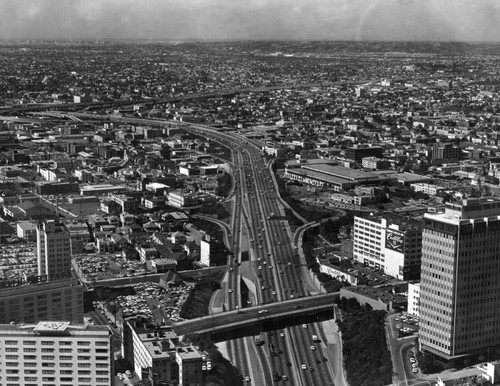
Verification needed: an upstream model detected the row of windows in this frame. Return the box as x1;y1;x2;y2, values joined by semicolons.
3;340;107;346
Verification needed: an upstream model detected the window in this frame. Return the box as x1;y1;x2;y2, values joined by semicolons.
77;341;90;346
6;355;19;359
23;341;36;345
59;355;73;360
5;340;18;345
42;370;55;374
78;378;91;382
41;348;54;352
42;355;55;360
78;363;91;368
97;378;109;382
24;355;37;360
25;370;37;374
24;348;36;352
59;341;72;346
6;347;19;352
59;348;72;353
77;348;90;353
24;377;38;381
78;355;90;360
41;341;54;345
6;362;19;366
78;370;91;375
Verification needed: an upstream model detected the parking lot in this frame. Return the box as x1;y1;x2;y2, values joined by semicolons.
394;313;419;337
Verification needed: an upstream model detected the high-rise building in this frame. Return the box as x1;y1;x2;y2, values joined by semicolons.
0;276;83;324
37;220;71;281
420;198;500;359
353;214;422;280
0;321;113;386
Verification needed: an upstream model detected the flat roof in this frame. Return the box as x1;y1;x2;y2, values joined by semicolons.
303;164;383;182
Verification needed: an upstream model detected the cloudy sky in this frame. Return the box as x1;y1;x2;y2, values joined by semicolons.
1;0;499;42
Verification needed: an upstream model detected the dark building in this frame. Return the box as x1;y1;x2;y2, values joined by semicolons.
345;145;383;162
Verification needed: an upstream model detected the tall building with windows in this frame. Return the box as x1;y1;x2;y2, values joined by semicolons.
37;220;71;281
0;321;112;386
353;214;422;280
420;198;500;359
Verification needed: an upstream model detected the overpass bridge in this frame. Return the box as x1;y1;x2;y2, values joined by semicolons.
172;292;339;336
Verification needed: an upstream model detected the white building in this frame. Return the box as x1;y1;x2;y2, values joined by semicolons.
0;321;112;386
407;282;420;316
353;214;422;280
410;183;445;196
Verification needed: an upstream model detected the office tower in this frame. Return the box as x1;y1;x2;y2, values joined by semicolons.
37;220;71;281
420;198;500;359
0;277;84;324
353;214;422;280
0;321;112;386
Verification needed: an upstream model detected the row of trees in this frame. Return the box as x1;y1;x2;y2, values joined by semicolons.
336;298;393;386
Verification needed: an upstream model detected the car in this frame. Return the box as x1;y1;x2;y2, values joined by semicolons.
244;376;251;382
301;364;307;370
282;375;289;381
202;365;207;371
310;345;316;351
280;332;285;337
302;324;308;329
117;373;124;380
412;363;418;368
412;368;418;373
228;289;233;293
410;357;416;363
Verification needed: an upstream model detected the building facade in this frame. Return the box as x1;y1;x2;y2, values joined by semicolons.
37;220;71;281
0;277;83;324
0;321;112;386
420;198;500;359
353;214;422;280
407;282;420;316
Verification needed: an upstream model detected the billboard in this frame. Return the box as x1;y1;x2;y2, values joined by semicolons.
385;229;405;253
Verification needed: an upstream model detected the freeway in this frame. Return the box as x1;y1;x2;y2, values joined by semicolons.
183;124;337;385
59;112;339;385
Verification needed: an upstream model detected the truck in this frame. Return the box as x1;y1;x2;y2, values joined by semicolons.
255;336;264;346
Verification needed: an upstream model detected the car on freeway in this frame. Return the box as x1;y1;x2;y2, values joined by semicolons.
280;332;285;337
412;368;418;373
301;364;307;370
244;375;251;382
302;324;307;329
410;357;416;363
310;346;316;351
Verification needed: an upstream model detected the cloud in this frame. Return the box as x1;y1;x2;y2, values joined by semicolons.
0;0;499;41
